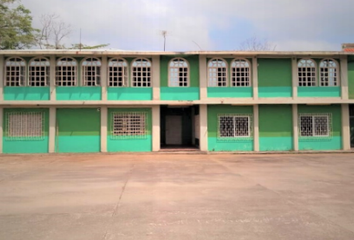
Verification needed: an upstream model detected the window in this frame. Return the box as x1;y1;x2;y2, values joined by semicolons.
169;58;189;87
299;114;330;137
208;58;227;87
82;58;101;86
6;112;44;140
5;58;26;86
112;112;147;138
231;59;250;86
298;59;316;86
108;58;128;87
56;57;77;86
218;115;251;138
320;59;338;86
29;57;50;86
131;58;151;87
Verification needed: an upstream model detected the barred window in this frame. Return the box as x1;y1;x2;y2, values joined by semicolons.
169;58;189;87
208;58;227;87
320;59;338;86
112;112;147;138
231;59;250;86
56;57;77;86
82;58;101;86
300;114;330;137
218;115;250;138
6;112;44;139
298;59;316;86
29;57;50;86
5;57;26;86
131;58;151;87
109;58;128;87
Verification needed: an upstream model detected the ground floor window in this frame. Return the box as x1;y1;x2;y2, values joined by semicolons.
111;112;147;138
218;114;252;138
6;112;44;140
299;114;330;137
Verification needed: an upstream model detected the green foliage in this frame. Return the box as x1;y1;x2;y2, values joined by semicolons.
70;43;110;49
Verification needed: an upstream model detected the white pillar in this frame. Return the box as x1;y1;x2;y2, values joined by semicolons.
49;107;56;153
152;56;160;100
100;106;107;152
101;56;107;101
152;105;160;151
0;56;4;101
292;104;299;151
50;56;56;101
252;57;258;100
342;104;351;150
199;55;207;100
253;105;259;151
341;57;348;100
292;57;298;99
199;104;208;151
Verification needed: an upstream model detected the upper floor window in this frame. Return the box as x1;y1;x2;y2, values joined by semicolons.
320;59;338;86
298;59;316;86
208;58;227;87
82;58;101;86
131;58;151;87
108;58;128;87
231;59;250;86
29;57;50;86
5;57;26;86
56;57;77;86
169;58;189;87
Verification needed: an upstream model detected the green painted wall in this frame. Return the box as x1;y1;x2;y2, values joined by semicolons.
56;87;101;100
4;87;50;100
208;105;254;151
207;87;253;98
259;105;293;151
3;108;49;153
298;104;342;150
56;108;100;153
160;87;199;100
258;58;292;98
107;88;152;100
348;57;354;99
107;108;152;152
298;87;341;97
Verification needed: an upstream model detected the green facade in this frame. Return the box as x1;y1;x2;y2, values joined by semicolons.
107;88;152;100
298;87;341;97
56;87;102;100
4;87;50;100
348;57;354;99
207;87;253;98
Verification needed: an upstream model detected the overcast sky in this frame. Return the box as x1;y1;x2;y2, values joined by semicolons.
21;0;354;51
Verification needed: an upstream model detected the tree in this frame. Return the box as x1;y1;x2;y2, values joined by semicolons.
70;43;110;50
239;37;276;51
0;0;38;49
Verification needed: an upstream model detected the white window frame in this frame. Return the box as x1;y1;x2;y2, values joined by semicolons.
298;58;317;87
108;58;128;87
28;57;50;86
6;112;45;140
81;57;101;86
208;58;228;87
231;58;251;87
299;114;330;137
4;57;26;86
111;112;148;139
319;58;339;87
168;57;189;87
218;114;252;139
131;58;151;87
55;57;77;86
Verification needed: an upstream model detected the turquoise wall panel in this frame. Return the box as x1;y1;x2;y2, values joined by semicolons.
208;137;254;151
56;136;100;153
3;137;49;154
56;87;101;100
207;87;253;98
299;136;342;150
4;87;50;100
160;87;199;100
107;136;152;152
298;87;341;97
259;137;293;151
107;88;152;100
258;87;292;98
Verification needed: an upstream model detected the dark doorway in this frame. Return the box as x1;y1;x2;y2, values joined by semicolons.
350;105;354;148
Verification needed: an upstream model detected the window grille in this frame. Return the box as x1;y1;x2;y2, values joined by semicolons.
208;58;227;87
320;59;338;86
131;58;151;87
169;58;189;87
56;57;77;86
108;58;128;87
299;114;330;137
218;115;252;139
231;59;250;86
6;112;44;140
29;57;50;86
298;59;316;86
5;58;26;86
112;112;147;138
82;58;101;86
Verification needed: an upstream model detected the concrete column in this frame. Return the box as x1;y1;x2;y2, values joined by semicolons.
252;57;258;100
100;106;108;152
292;57;298;99
199;104;208;151
50;56;56;101
0;56;4;101
49;107;56;153
341;57;348;100
342;104;351;150
152;105;160;151
253;105;259;151
101;56;107;101
152;56;160;100
292;104;299;151
199;55;207;100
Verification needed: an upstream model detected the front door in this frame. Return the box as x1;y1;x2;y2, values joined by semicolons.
165;115;182;145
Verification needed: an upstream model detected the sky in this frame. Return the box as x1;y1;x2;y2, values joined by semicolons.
21;0;354;51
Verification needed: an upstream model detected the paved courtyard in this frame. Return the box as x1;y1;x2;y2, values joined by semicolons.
1;153;354;240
